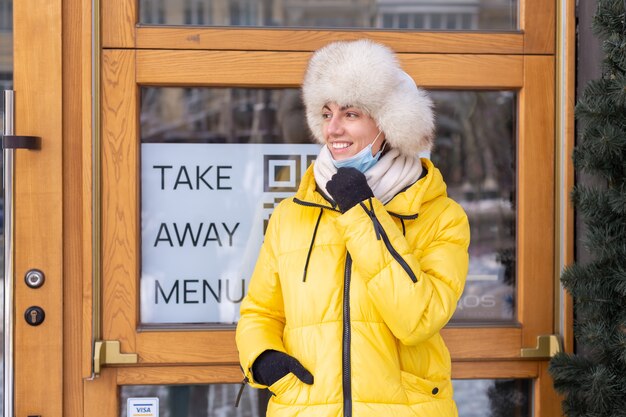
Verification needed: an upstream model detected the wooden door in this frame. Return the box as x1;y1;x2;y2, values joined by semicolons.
85;0;565;416
11;0;64;416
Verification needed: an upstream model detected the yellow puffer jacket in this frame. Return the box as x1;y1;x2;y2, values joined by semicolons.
236;159;470;417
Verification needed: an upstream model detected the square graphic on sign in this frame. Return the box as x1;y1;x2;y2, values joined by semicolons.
128;397;159;417
264;155;301;192
262;197;286;236
268;159;297;188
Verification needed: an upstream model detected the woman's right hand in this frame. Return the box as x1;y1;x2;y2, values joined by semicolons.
326;167;374;212
252;350;314;386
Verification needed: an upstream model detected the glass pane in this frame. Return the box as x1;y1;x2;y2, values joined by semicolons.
140;88;516;327
432;91;518;324
120;384;271;417
120;379;531;417
138;0;519;31
453;379;532;417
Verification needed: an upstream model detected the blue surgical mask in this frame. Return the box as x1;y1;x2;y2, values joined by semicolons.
331;131;383;173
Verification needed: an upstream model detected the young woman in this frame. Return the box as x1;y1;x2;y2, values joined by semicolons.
236;39;470;417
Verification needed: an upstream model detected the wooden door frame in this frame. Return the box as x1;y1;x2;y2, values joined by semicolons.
100;49;554;366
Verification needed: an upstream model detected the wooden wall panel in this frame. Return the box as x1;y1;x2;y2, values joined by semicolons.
452;361;539;379
137;50;524;89
117;365;242;385
518;56;556;348
443;328;522;359
536;361;564;417
136;28;524;54
101;49;139;351
559;0;576;355
102;0;135;48
84;369;118;417
63;0;90;413
81;0;95;381
130;327;522;365
522;0;556;54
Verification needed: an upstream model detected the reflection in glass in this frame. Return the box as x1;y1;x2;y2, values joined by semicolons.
138;0;519;31
453;379;531;417
140;87;516;326
141;88;307;144
120;379;531;417
431;91;517;324
120;384;270;417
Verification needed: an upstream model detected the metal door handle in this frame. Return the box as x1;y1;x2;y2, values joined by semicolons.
2;90;42;417
2;135;41;150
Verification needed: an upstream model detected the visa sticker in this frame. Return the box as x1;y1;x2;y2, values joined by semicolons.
128;397;159;417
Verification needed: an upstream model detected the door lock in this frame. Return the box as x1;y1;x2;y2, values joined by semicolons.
24;306;45;326
25;269;45;288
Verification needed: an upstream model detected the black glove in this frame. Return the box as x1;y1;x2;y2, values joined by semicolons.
252;350;314;386
326;167;374;212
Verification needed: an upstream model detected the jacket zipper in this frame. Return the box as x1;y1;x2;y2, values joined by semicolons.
342;254;352;417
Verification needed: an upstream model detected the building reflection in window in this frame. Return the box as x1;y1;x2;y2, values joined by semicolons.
138;0;518;31
431;91;517;324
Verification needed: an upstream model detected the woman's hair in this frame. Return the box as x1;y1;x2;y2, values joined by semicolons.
302;39;435;156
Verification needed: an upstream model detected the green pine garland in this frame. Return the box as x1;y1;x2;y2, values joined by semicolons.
548;1;626;416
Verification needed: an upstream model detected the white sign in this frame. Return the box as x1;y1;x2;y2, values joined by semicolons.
127;398;159;417
141;143;321;325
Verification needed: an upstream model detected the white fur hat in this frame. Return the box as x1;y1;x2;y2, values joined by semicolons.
302;39;434;156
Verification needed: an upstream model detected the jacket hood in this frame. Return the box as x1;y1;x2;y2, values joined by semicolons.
295;158;447;217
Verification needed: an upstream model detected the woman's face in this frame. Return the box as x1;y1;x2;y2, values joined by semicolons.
322;102;384;161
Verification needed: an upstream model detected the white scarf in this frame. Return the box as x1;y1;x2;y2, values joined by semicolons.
313;145;423;204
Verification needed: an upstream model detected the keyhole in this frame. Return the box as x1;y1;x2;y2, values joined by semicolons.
24;306;45;326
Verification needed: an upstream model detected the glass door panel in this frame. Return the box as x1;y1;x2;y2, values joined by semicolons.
139;87;518;327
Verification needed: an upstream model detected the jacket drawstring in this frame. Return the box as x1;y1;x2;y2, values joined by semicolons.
234;376;248;407
302;208;324;282
388;212;418;236
235;366;249;407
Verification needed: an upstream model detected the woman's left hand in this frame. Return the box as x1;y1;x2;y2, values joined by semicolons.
326;167;374;212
